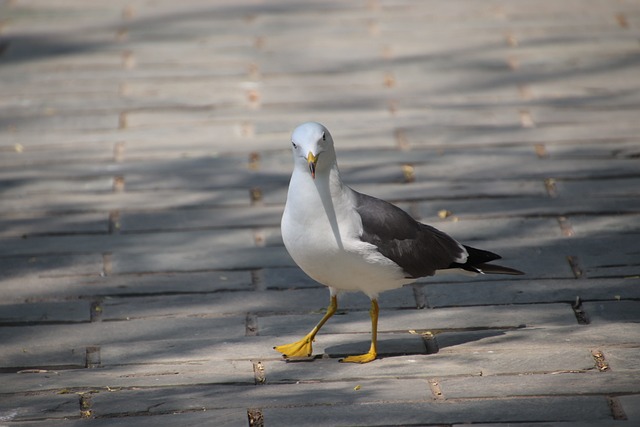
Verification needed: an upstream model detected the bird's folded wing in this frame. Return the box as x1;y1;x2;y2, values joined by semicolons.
353;190;467;278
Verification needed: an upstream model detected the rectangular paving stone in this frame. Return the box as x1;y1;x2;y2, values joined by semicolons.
558;178;640;200
462;423;624;427
121;169;280;193
0;393;78;422
438;371;640;399
0;228;256;257
99;338;262;366
544;140;640;158
407;121;640;148
0;344;86;371
3;112;119;133
412;154;640;181
435;347;596;377
89;378;431;417
117;153;249;177
0;359;255;394
0;317;247;354
570;214;640;236
599;347;640;372
119;205;283;232
122;81;247;111
262;396;613;426
0;254;104;283
0;270;251;303
111;245;293;274
0;176;113;196
1;92;126;116
0;301;90;324
0;409;249;427
584;301;640;324
81;270;252;295
580;250;640;279
0;189;250;215
116;125;281;155
620;394;640;423
0;212;108;238
418;196;640;220
261;266;321;290
0;142;116;169
100;335;280;366
351;180;547;204
422;277;640;307
434;323;640;353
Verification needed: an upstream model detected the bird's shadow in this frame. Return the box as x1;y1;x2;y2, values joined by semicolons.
308;328;512;362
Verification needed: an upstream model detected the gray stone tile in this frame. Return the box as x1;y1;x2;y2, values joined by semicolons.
0;393;78;422
0;359;255;394
0;254;104;291
261;267;321;289
570;214;640;236
620;394;640;423
438;371;640;399
584;301;640;324
434;323;640;353
0;213;108;238
0;317;247;356
603;347;640;372
418;196;640;220
422;277;640;307
111;245;293;274
0;177;113;196
0;229;257;258
89;378;429;417
0;409;249;427
0;344;86;371
0;301;90;324
119;205;283;232
262;396;612;426
0;189;250;215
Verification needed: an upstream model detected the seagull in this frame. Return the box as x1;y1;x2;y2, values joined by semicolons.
274;122;524;363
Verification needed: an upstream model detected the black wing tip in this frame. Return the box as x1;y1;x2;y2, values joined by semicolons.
460;246;523;275
474;263;524;275
463;245;502;264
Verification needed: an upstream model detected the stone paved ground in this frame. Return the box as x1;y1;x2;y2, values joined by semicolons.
1;0;639;425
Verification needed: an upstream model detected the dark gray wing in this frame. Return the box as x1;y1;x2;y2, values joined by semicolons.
353;191;467;278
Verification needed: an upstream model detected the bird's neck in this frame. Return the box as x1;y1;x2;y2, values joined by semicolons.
315;164;347;199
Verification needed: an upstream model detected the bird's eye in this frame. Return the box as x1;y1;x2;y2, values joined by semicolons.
291;141;297;149
322;132;326;141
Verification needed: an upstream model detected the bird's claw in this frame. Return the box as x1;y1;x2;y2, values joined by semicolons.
340;350;377;364
273;335;314;358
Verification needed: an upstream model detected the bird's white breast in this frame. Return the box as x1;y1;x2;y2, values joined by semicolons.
281;168;410;297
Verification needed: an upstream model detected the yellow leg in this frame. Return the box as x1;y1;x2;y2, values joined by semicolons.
341;299;378;364
274;294;338;358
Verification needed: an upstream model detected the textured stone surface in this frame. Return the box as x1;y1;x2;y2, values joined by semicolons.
1;0;639;425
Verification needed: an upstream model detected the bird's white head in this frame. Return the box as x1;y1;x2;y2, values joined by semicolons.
290;122;336;180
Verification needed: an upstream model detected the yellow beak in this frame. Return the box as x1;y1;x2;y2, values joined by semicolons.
307;152;318;179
